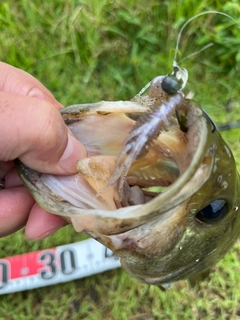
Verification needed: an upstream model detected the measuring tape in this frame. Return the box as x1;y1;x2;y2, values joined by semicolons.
0;239;121;295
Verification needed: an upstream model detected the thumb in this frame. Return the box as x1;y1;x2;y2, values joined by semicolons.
0;92;86;174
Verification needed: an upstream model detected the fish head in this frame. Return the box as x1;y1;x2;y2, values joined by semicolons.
16;79;240;286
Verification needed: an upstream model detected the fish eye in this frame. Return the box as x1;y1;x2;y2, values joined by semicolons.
161;75;181;95
195;199;229;224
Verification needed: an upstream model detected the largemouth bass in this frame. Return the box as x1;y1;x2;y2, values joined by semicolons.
16;73;240;287
16;11;240;288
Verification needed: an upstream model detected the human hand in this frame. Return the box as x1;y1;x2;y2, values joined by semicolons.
0;62;87;240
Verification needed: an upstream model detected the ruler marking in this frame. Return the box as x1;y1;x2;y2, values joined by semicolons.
0;239;120;295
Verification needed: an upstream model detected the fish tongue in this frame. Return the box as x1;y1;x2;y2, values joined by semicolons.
76;156;119;210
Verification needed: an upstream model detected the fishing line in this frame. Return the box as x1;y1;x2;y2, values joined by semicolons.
172;11;240;132
173;10;240;68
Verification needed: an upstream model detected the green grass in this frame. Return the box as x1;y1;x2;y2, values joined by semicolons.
1;0;240;319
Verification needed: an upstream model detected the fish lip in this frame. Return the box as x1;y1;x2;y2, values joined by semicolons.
151;262;196;284
140;261;197;285
140;248;217;285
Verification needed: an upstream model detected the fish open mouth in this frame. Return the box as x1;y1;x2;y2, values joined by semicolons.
17;98;212;235
46;98;211;209
41;104;189;211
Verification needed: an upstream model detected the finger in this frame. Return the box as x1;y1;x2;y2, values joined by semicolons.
0;187;35;237
0;92;86;174
25;204;68;240
5;168;23;188
0;62;63;109
0;161;14;178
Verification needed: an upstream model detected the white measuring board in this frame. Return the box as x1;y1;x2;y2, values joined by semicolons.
0;239;121;295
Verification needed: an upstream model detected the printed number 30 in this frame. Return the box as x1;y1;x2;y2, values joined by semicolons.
39;250;76;280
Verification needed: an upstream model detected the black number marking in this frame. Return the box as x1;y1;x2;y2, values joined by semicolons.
0;261;8;289
39;252;56;280
60;250;76;275
104;248;118;260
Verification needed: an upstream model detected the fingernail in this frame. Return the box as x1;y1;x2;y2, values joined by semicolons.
58;134;87;174
28;87;64;110
28;87;53;102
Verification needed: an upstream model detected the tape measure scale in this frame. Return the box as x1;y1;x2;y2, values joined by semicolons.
0;239;121;295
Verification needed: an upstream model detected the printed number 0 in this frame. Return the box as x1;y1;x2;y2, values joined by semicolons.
60;250;76;275
0;261;8;289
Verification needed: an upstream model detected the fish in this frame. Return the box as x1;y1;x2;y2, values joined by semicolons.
16;11;240;288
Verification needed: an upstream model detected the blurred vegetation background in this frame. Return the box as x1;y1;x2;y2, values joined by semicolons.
1;0;240;319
